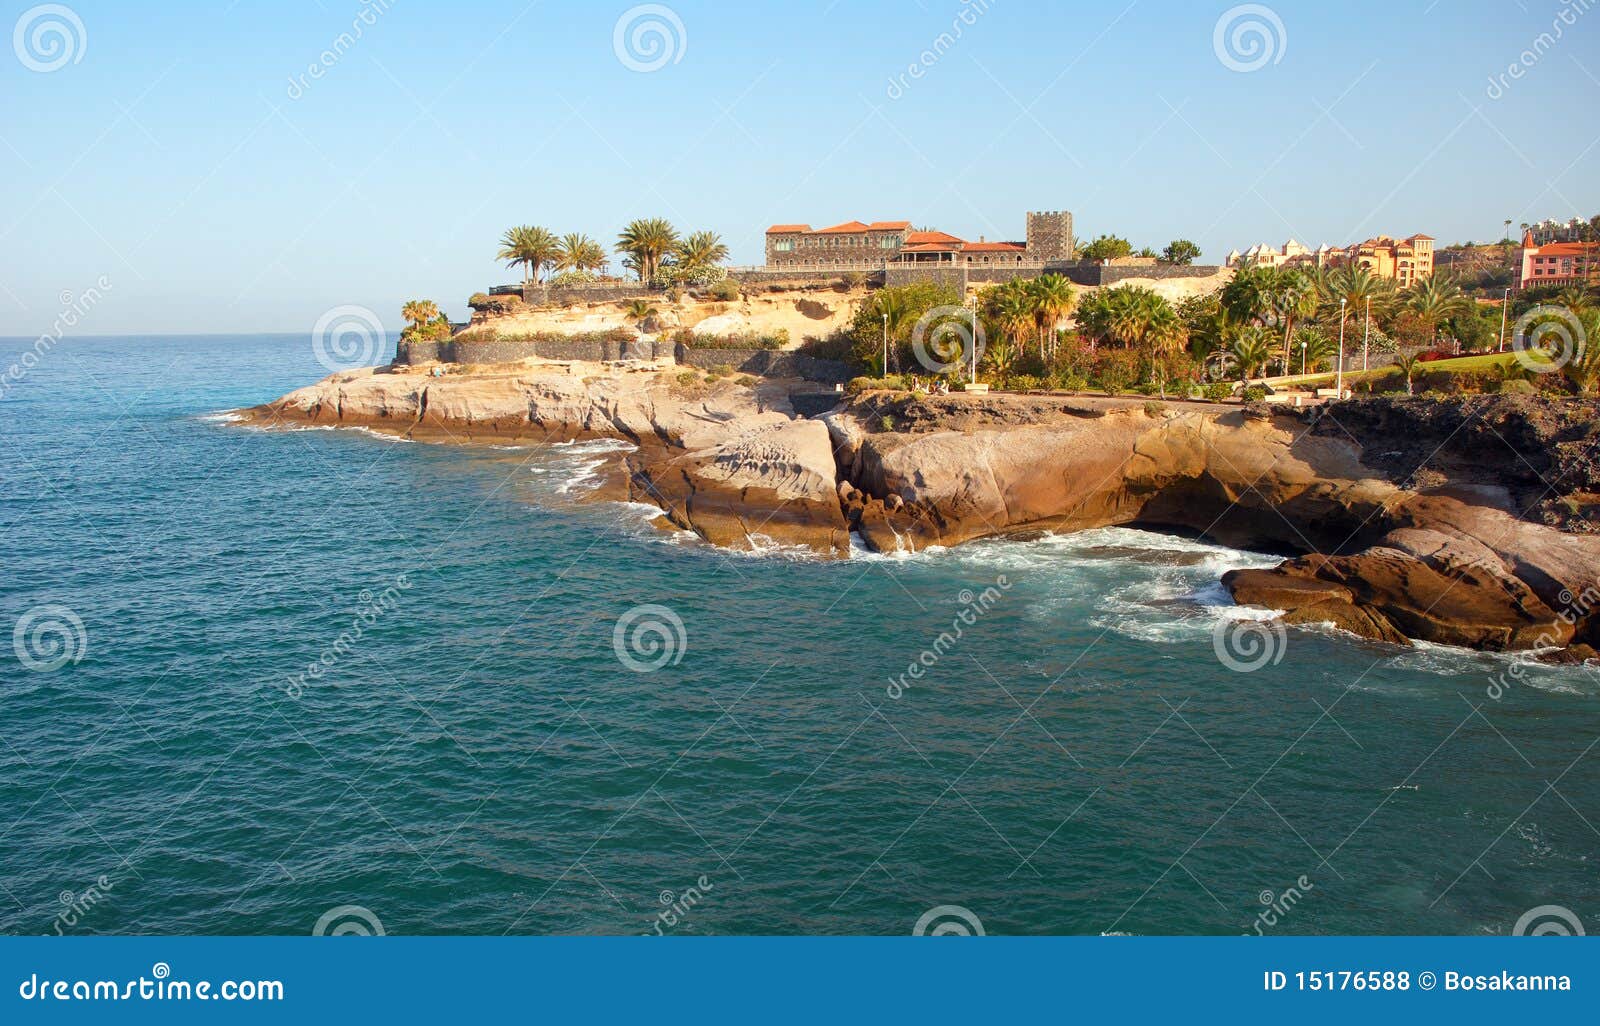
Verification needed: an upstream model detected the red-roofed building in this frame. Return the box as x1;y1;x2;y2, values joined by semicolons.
763;211;1072;268
1516;231;1599;291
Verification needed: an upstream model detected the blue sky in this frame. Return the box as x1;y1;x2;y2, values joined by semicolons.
2;0;1596;335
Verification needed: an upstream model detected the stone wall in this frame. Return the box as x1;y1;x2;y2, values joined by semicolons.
395;335;664;366
674;344;853;384
1026;211;1075;261
883;265;969;289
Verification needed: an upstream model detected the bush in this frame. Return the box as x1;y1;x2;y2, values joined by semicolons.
706;363;736;379
708;278;742;302
1498;378;1536;396
1241;385;1268;403
547;271;598;287
735;374;758;387
1057;371;1088;394
1202;382;1233;402
1143;401;1164;417
468;292;491;308
674;328;785;351
675;370;700;385
794;333;856;364
847;376;910;395
1009;374;1042;393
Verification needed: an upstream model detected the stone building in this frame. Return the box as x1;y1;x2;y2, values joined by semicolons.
763;211;1076;268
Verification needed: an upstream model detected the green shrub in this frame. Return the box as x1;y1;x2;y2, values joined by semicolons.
1010;374;1042;393
468;292;490;308
846;376;910;395
1143;401;1163;417
1498;378;1536;396
675;370;700;385
708;278;742;302
879;415;896;431
1241;385;1268;403
706;363;736;379
1202;382;1232;402
795;333;856;364
735;374;758;387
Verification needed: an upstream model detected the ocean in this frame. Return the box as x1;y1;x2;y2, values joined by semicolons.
2;334;1596;936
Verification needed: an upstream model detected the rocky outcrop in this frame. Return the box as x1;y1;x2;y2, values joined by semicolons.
250;372;1600;658
246;363;851;556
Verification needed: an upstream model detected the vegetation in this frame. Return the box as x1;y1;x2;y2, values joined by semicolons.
497;225;561;285
1079;234;1133;262
616;218;680;283
400;300;451;343
1162;239;1201;265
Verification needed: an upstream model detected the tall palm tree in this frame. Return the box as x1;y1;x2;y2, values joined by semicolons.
497;225;560;284
1404;275;1473;346
1030;274;1076;358
675;230;730;270
557;233;607;274
616;218;680;283
401;300;439;330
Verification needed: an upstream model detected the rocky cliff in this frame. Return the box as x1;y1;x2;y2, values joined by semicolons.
247;368;1600;659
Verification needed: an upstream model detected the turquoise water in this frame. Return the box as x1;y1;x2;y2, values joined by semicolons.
2;334;1597;936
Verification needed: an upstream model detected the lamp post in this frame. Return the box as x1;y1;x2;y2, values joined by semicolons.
969;297;979;385
1498;287;1510;352
1337;297;1347;396
1300;339;1307;376
881;312;888;376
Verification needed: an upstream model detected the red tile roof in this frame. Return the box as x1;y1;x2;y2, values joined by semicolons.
766;224;810;234
904;230;964;245
814;221;872;234
961;241;1026;252
867;220;911;231
1530;241;1600;257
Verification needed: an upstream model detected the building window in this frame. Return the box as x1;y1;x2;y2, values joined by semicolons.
774;240;793;252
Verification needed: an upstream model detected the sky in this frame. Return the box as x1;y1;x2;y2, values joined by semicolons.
2;0;1597;335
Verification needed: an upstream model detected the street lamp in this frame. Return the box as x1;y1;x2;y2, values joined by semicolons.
1337;297;1347;396
1300;339;1307;376
882;312;888;376
969;297;979;385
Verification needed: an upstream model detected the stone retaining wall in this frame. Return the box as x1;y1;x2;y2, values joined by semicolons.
395;336;663;365
674;345;854;384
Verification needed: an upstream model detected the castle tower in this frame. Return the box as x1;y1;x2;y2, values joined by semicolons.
1026;210;1074;261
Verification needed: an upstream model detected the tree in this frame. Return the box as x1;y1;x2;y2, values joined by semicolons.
1403;275;1473;346
557;233;607;274
1162;239;1201;265
845;282;962;374
1561;341;1600;396
401;300;439;330
1292;326;1338;374
676;230;730;270
1079;235;1134;262
1029;274;1076;358
624;299;659;334
1226;326;1276;382
1394;353;1424;395
497;225;560;284
616;218;680;283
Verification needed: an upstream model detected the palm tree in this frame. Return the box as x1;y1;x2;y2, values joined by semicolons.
1292;326;1338;374
675;230;730;270
1227;326;1276;383
1394;353;1425;395
497;225;560;284
993;285;1035;354
1561;343;1600;396
616;218;680;283
1403;275;1473;347
401;300;439;330
1030;274;1076;358
557;233;607;274
1556;285;1590;316
624;299;659;334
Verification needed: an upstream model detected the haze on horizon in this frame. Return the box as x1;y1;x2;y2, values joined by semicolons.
2;0;1595;337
